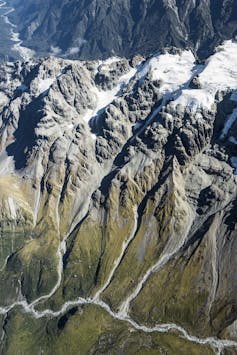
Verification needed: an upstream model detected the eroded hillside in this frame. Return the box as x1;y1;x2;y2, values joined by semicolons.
0;40;237;354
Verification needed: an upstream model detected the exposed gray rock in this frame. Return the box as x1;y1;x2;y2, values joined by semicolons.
0;45;236;352
7;0;237;60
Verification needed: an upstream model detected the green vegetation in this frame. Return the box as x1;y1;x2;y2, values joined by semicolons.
101;178;186;312
2;304;214;355
130;229;213;337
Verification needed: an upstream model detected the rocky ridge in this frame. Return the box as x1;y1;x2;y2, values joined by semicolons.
7;0;237;60
0;40;236;354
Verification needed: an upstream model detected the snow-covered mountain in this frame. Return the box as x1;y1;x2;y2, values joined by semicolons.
7;0;237;60
0;40;237;354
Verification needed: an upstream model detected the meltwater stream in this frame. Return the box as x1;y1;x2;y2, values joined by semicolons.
0;37;236;353
0;1;34;61
0;203;236;355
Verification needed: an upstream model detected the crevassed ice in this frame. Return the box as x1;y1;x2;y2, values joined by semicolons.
138;50;195;90
173;89;214;111
199;40;237;91
149;50;196;93
173;40;237;110
83;50;195;126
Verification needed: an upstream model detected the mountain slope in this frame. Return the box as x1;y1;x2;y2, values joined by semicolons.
0;40;237;354
8;0;237;60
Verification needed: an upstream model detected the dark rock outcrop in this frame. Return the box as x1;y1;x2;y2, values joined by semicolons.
8;0;237;60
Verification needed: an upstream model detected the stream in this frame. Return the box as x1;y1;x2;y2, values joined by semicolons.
0;1;34;61
0;205;236;355
0;19;236;352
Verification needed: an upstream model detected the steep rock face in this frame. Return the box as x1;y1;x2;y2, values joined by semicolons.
0;41;237;353
8;0;237;60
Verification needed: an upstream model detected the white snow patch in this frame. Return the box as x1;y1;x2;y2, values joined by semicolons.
66;123;74;130
103;57;121;65
8;197;17;219
32;186;41;227
83;109;94;123
83;67;136;124
0;92;8;108
220;107;237;139
92;87;117;112
149;51;195;93
173;89;214;111
37;78;56;95
171;40;237;110
98;57;122;69
0;151;15;175
137;50;195;88
199;40;237;92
